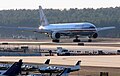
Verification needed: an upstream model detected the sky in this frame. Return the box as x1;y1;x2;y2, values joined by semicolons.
0;0;120;10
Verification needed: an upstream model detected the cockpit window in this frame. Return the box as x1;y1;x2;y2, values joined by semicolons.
89;26;95;28
82;24;95;29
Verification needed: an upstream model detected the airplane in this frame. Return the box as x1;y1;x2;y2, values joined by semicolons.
0;6;115;42
38;60;81;76
21;59;50;71
0;59;23;76
38;6;115;42
27;68;71;76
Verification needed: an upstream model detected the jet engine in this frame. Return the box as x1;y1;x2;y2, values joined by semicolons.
51;32;60;39
92;33;98;38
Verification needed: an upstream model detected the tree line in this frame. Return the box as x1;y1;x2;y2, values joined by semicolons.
0;7;120;38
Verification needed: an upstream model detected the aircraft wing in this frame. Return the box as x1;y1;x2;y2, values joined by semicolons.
0;26;37;31
0;26;52;33
96;26;115;31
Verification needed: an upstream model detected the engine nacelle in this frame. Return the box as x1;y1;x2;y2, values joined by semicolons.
51;32;60;39
92;33;98;38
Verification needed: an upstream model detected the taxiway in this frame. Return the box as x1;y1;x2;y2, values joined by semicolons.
0;38;120;68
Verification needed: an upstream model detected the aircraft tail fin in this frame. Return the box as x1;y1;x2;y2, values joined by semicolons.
44;59;50;64
75;60;81;66
70;60;81;72
3;59;23;76
57;68;71;76
39;6;49;26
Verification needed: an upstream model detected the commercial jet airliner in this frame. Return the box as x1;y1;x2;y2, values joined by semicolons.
39;60;81;74
38;6;115;42
38;59;81;76
0;6;115;42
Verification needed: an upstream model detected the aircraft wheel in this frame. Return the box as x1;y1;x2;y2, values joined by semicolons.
88;39;92;42
73;39;80;42
52;39;60;42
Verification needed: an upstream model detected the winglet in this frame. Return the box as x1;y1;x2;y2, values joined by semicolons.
44;59;50;64
3;59;23;76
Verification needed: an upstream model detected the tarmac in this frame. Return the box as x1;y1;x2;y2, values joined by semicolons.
0;38;120;68
0;56;120;68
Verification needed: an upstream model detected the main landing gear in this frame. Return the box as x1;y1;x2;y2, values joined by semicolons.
88;39;92;42
52;39;60;42
88;36;92;42
73;36;93;42
52;37;93;42
73;36;81;42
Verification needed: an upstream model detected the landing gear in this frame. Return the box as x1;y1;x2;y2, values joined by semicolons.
88;39;92;42
73;39;80;42
52;39;60;42
88;36;92;42
73;36;80;42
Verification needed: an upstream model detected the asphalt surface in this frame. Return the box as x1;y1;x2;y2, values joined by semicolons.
0;39;120;68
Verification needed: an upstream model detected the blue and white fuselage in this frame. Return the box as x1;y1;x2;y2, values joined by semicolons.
43;23;96;31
